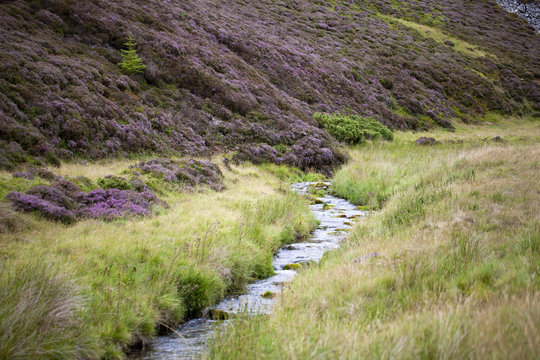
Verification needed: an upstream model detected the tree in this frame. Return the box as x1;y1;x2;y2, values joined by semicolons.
118;35;146;75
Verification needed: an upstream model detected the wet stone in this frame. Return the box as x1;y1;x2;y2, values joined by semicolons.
208;309;233;321
261;291;276;299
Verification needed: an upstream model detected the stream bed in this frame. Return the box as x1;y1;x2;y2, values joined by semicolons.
131;182;365;360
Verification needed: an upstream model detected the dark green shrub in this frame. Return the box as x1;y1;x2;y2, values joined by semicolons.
71;176;96;192
314;112;393;144
97;175;132;190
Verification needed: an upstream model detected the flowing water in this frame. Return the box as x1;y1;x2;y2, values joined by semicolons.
132;182;365;360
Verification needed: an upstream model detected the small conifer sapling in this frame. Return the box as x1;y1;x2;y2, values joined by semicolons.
118;35;146;74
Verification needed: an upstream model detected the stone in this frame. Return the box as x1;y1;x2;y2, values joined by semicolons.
415;137;440;146
261;291;276;298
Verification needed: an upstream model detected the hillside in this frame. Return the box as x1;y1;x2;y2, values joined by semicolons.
1;0;539;173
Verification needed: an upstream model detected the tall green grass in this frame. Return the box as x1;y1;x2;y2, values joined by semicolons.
0;261;99;360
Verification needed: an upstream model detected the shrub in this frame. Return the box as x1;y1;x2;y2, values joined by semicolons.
27;184;79;209
77;188;158;219
6;191;77;224
314;112;394;144
5;178;166;223
97;175;132;190
131;158;225;191
118;35;146;75
71;176;96;192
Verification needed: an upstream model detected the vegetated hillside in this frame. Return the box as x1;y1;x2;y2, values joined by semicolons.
1;0;538;172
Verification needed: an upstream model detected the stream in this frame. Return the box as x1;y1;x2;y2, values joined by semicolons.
131;182;365;360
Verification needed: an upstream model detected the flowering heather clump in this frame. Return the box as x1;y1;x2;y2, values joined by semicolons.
132;158;225;191
0;0;537;171
12;171;34;180
234;144;278;165
77;189;154;219
6;191;76;224
5;177;166;222
52;177;83;195
27;184;79;210
11;166;56;181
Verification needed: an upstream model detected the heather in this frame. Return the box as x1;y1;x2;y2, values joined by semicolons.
0;161;317;359
128;158;225;192
6;177;164;223
3;157;229;222
0;0;538;172
209;117;540;360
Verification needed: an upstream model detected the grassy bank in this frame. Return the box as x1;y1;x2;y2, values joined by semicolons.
210;117;540;359
0;161;318;359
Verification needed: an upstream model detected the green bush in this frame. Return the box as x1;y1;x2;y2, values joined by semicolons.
96;175;131;190
314;112;393;144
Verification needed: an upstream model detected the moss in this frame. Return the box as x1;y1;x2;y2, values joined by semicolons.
283;263;301;270
283;261;314;271
261;291;276;299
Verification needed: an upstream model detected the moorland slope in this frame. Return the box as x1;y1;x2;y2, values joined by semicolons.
1;0;539;173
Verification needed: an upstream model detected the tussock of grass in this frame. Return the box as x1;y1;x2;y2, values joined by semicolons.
0;203;25;234
0;261;99;360
0;162;317;359
209;118;540;359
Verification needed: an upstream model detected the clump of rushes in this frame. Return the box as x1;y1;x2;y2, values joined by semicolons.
314;112;393;144
0;260;100;359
